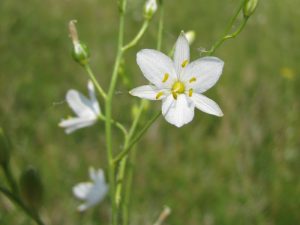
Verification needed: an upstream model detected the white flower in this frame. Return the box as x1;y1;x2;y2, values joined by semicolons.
73;167;108;212
130;32;224;127
145;0;157;15
59;80;100;134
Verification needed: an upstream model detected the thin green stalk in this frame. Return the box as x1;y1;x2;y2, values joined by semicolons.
2;164;18;195
114;111;161;163
105;1;126;224
207;0;247;55
84;64;107;100
0;185;44;225
156;1;164;51
122;20;150;52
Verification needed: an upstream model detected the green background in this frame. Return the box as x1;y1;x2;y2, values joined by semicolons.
0;0;299;224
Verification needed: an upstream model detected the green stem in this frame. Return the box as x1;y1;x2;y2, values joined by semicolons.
98;115;128;137
105;1;126;224
84;64;107;100
207;0;247;56
122;20;150;52
0;185;44;225
2;164;18;195
156;1;164;51
113;111;161;164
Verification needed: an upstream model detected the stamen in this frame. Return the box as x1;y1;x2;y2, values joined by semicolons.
172;92;178;100
155;91;164;100
188;88;193;97
162;73;169;83
189;77;197;83
181;60;189;68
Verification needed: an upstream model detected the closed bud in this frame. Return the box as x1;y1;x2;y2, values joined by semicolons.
243;0;258;18
144;0;158;20
69;20;90;66
184;31;196;45
19;166;43;210
0;127;10;166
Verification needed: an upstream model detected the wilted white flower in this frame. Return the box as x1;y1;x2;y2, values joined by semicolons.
73;167;108;212
144;0;158;18
130;32;224;127
59;80;100;134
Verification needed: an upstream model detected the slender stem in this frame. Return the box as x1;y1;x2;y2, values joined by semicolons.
2;164;18;195
84;64;107;100
105;0;126;224
207;0;247;56
122;20;150;52
114;111;161;164
156;1;164;51
98;115;128;137
0;185;44;225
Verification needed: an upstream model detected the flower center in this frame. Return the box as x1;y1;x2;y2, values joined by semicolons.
171;81;185;99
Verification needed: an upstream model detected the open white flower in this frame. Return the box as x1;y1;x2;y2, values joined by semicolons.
73;167;108;212
130;32;224;127
59;80;100;134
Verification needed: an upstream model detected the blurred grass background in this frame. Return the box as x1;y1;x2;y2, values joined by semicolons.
0;0;299;224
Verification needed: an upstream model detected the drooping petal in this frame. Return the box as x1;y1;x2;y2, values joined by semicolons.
66;90;96;118
174;32;190;76
136;49;177;88
87;80;101;115
129;85;167;100
162;94;195;127
73;182;93;200
191;93;223;117
59;117;97;134
182;57;224;93
84;180;108;208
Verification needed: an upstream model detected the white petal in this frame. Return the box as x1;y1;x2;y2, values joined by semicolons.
137;49;177;88
73;182;93;200
182;57;224;93
66;90;96;118
162;94;195;127
59;117;97;134
87;80;101;115
174;32;190;76
77;203;90;212
84;181;108;207
129;85;167;100
191;93;223;117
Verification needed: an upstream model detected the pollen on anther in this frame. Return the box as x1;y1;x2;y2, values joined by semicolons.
156;91;164;100
188;89;193;97
189;77;196;83
162;73;169;83
181;60;188;68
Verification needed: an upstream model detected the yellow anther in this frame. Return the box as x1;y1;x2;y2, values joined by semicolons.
172;92;178;100
189;77;197;83
188;88;193;97
181;59;189;68
162;73;169;83
155;91;164;100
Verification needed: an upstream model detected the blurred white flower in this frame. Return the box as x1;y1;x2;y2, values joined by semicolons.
73;167;108;212
59;80;100;134
144;0;157;17
130;32;224;127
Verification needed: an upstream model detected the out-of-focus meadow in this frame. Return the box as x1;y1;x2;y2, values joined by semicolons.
0;0;299;224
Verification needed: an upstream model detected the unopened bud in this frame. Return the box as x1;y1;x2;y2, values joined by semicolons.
0;127;10;166
144;0;158;19
243;0;258;18
184;31;196;45
69;20;90;66
19;166;43;210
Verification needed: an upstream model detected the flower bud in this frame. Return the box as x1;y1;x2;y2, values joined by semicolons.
19;166;43;210
144;0;158;19
243;0;258;18
0;127;10;166
69;20;90;66
184;31;196;45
